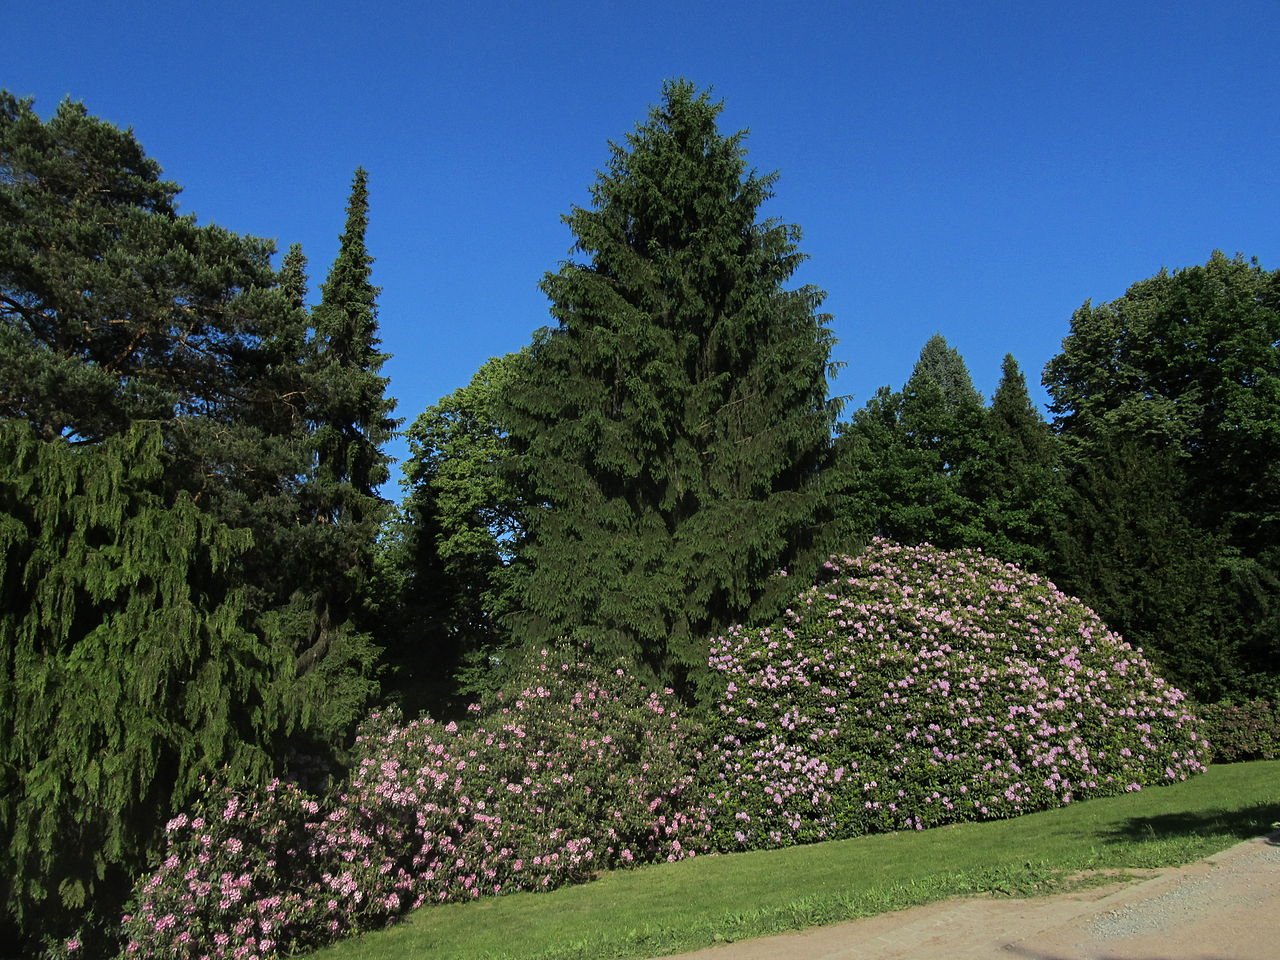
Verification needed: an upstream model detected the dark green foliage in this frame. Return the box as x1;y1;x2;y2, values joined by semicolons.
1045;252;1280;698
394;351;527;709
977;355;1066;570
503;81;841;692
1051;435;1247;700
1045;252;1280;557
0;93;267;442
0;423;279;952
291;168;396;724
837;334;988;549
909;333;984;411
0;96;386;950
1198;700;1280;763
309;169;397;524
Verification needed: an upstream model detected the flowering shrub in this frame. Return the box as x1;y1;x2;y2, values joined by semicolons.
119;649;710;958
325;649;712;910
1198;700;1280;762
709;539;1208;850
120;778;331;959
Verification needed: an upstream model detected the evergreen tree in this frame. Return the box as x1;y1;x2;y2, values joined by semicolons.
837;335;986;548
0;96;384;947
0;93;282;447
503;81;841;692
977;354;1065;571
1051;433;1259;701
909;333;984;411
0;423;280;953
302;169;397;690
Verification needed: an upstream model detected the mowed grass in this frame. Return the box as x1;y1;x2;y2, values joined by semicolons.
310;761;1280;960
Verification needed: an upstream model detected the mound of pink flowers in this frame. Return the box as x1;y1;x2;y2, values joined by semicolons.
709;540;1208;850
120;651;711;959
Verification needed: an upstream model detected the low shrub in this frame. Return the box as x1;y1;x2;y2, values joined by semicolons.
119;778;332;959
119;649;710;959
709;539;1208;850
1198;700;1280;763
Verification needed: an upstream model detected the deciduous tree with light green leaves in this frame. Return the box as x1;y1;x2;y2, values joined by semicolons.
392;350;527;710
502;81;843;694
1045;252;1280;698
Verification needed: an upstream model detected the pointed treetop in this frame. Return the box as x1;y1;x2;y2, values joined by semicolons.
990;353;1052;445
906;334;983;410
315;168;378;340
992;354;1032;411
278;243;308;312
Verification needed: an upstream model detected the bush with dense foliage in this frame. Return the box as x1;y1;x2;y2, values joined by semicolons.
119;650;710;959
1198;700;1280;763
708;540;1208;850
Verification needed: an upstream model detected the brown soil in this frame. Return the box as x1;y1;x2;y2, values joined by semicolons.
662;832;1280;960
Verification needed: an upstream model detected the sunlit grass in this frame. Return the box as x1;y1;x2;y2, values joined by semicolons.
309;760;1279;960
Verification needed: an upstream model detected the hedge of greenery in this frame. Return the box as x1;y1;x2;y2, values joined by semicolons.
1198;699;1280;762
708;539;1208;849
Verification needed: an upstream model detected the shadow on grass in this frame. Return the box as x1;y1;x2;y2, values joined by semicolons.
1101;801;1280;846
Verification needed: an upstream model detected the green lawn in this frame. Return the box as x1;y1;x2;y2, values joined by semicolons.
310;761;1280;960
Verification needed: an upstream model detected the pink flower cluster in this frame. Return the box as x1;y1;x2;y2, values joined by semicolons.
120;651;711;959
708;540;1208;850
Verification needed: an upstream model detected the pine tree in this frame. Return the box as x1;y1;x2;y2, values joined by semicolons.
0;93;282;447
503;81;841;692
302;169;397;689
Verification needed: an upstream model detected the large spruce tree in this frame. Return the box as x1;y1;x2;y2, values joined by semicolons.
503;81;841;691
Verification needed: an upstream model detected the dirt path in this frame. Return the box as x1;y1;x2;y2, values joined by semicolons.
662;832;1280;960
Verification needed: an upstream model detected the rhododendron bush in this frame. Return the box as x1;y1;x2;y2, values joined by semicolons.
121;651;710;959
709;540;1208;850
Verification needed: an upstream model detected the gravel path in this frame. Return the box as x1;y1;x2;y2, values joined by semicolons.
661;832;1280;960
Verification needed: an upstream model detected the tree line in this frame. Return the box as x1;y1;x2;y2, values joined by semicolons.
1;81;1277;954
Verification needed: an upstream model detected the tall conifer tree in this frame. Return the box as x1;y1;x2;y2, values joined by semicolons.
503;81;841;691
304;169;397;679
977;354;1065;570
0;97;384;948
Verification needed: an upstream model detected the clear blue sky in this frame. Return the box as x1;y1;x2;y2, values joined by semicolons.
11;1;1278;482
